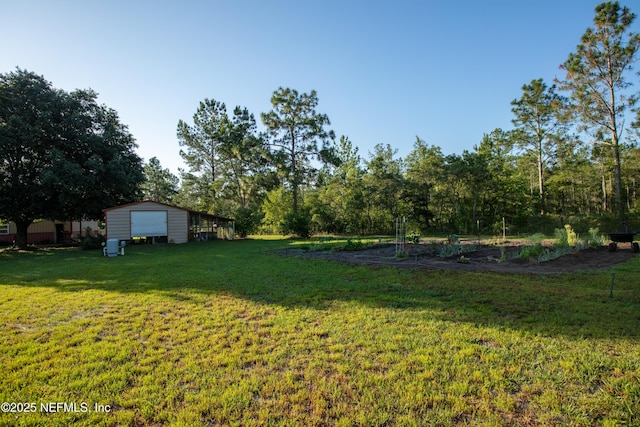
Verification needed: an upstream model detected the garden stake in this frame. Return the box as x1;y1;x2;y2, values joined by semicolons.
610;272;615;298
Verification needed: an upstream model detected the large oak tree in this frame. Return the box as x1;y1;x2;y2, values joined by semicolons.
0;69;144;249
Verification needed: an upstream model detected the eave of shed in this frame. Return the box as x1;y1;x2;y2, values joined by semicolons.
103;200;234;223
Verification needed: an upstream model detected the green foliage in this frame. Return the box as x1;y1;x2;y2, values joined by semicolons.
407;232;421;244
558;1;640;219
77;227;105;250
554;227;568;247
344;238;365;251
280;209;312;238
439;241;461;258
403;138;440;232
332;237;381;252
511;78;569;215
260;187;292;234
555;224;579;247
141;157;179;203
538;245;576;263
457;255;470;264
233;206;263;238
0;68;144;249
588;227;607;248
177;99;266;215
308;136;369;235
261;87;336;213
566;224;579;246
519;243;545;259
361;144;405;234
498;245;506;263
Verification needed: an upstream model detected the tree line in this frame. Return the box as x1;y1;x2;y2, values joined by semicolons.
2;1;640;247
145;1;640;237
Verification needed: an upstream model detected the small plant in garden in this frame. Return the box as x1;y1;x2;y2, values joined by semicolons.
439;236;461;258
566;224;579;246
337;237;366;251
406;232;420;244
458;255;470;264
554;227;567;246
555;224;579;247
587;227;606;248
538;245;575;262
519;243;544;259
438;235;477;258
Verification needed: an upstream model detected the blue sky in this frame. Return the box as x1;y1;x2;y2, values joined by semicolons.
1;1;628;175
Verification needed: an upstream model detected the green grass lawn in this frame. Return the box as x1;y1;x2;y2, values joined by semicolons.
1;238;639;426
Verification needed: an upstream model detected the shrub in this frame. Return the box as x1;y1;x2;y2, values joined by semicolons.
78;227;105;250
233;206;263;238
339;238;365;251
566;224;579;246
519;244;544;259
280;209;312;238
407;232;421;244
538;245;575;263
587;227;606;248
438;235;478;258
554;224;579;247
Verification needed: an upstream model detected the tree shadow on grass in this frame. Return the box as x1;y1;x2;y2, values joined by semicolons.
1;240;639;341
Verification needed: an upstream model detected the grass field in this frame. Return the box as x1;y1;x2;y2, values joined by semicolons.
0;238;639;426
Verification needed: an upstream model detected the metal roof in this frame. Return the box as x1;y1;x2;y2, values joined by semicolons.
102;200;234;222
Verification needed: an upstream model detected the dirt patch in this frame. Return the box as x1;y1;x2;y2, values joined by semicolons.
278;239;637;274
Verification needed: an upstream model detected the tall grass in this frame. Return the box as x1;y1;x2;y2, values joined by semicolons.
1;239;639;426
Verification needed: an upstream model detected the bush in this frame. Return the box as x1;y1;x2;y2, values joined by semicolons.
407;232;421;244
280;209;312;238
233;206;263;238
78;227;105;250
344;238;365;251
554;224;579;247
519;244;544;259
587;227;606;248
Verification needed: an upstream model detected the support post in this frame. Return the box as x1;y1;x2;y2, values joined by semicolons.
610;272;615;298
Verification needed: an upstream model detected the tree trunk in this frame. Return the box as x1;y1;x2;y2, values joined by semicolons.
14;219;32;250
537;147;545;215
612;137;624;221
609;77;624;221
290;128;298;213
602;173;607;212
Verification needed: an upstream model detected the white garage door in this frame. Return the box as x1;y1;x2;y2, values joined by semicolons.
131;211;168;237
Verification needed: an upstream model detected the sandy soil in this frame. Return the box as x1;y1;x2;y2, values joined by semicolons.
278;239;637;274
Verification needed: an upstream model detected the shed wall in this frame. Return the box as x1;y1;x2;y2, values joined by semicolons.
105;201;189;243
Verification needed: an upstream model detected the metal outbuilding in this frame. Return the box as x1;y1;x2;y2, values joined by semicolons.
103;200;234;244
